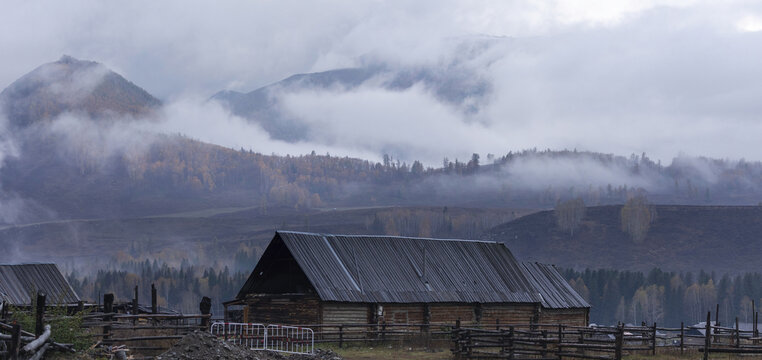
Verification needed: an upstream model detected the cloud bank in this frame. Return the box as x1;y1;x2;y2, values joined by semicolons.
3;1;762;167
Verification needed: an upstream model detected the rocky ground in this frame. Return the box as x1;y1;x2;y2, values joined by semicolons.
154;331;342;360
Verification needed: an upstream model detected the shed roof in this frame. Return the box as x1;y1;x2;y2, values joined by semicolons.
239;231;587;308
522;262;590;309
0;263;80;306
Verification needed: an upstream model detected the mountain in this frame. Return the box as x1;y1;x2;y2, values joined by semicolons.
211;64;490;141
485;205;762;273
0;55;160;128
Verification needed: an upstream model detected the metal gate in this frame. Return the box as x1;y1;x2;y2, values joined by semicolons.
209;322;267;350
210;322;313;355
266;324;314;355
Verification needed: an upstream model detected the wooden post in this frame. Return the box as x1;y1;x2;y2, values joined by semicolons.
756;311;759;345
735;317;740;348
133;285;139;314
77;301;84;313
508;326;515;360
104;293;114;314
651;322;657;355
680;322;684;355
558;324;563;344
614;325;623;360
35;291;46;337
103;293;114;341
704;311;711;360
381;320;387;342
339;325;344;348
9;323;21;360
151;283;158;314
541;330;548;358
200;296;211;328
715;304;720;326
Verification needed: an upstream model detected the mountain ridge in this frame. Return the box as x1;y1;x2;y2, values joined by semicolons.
0;55;161;128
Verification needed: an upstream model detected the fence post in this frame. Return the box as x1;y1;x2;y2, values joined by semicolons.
754;311;759;345
680;322;684;355
35;291;46;337
614;325;623;360
508;326;515;360
133;285;139;325
199;296;212;326
381;320;387;342
541;330;548;358
651;322;656;355
704;311;711;360
103;293;114;341
9;323;21;360
339;325;344;348
736;317;740;348
151;283;158;314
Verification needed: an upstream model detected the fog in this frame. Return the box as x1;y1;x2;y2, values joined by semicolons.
2;1;762;191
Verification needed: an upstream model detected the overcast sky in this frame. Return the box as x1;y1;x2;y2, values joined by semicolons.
3;0;762;164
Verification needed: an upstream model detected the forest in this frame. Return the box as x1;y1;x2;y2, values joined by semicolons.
65;252;762;328
564;268;762;327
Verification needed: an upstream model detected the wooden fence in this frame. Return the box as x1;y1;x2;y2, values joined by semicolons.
0;292;76;360
451;311;762;360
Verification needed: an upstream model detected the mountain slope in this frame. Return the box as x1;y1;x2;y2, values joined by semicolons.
0;55;160;127
211;65;490;141
485;205;762;273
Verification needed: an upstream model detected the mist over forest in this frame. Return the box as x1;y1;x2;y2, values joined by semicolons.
3;1;762;324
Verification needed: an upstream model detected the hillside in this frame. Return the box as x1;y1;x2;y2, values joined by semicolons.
211;65;489;141
0;55;160;128
0;205;528;272
485;205;762;273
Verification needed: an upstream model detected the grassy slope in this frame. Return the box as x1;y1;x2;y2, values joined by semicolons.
486;205;762;273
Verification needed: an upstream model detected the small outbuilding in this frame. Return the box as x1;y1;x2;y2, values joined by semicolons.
225;231;589;327
0;263;81;307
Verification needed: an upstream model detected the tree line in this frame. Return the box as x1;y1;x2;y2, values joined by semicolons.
563;267;762;327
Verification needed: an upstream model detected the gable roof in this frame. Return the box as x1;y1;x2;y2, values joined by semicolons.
0;263;81;306
522;262;591;309
240;231;575;305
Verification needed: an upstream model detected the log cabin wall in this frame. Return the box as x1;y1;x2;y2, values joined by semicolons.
381;303;425;324
322;302;370;325
539;308;589;326
481;303;538;326
245;293;320;325
430;303;476;325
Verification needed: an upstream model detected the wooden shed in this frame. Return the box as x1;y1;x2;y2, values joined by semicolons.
225;231;589;327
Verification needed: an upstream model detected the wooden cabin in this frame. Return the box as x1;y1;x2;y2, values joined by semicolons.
225;231;589;327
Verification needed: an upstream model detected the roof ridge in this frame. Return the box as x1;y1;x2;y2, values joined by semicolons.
276;230;497;243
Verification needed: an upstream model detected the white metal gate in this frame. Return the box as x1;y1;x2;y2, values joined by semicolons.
266;324;314;355
210;322;313;355
209;322;267;350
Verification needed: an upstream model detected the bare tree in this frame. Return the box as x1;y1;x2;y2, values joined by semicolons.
555;197;586;237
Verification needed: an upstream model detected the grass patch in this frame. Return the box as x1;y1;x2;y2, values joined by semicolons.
321;344;451;360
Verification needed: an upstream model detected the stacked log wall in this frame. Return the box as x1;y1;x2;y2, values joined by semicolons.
539;308;589;326
244;294;320;325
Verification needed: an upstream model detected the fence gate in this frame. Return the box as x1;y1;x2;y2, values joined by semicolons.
210;322;313;355
266;324;314;355
210;322;267;350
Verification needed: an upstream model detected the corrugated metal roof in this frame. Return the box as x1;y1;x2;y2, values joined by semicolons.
0;263;80;306
242;231;547;304
522;262;590;309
